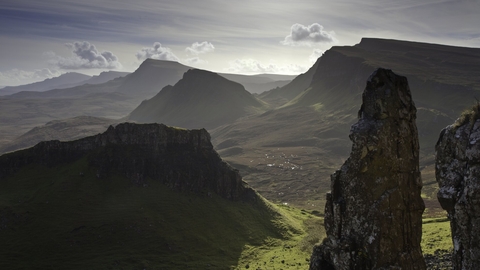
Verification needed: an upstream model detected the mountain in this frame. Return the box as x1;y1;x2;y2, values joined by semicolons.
0;59;290;153
220;73;294;94
0;123;310;269
0;72;91;96
81;71;130;85
257;61;319;106
128;69;266;129
211;38;480;211
0;60;191;150
116;59;192;97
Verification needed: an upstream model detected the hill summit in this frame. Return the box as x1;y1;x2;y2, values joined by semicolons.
128;69;265;129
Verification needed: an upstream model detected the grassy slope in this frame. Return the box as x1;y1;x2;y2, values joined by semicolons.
0;156;323;269
0;153;453;269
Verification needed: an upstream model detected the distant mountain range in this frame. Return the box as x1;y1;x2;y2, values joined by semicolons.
2;38;480;211
0;59;290;152
0;71;130;96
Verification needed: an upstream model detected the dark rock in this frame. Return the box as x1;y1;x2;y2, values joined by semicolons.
0;123;252;200
435;104;480;269
309;68;426;269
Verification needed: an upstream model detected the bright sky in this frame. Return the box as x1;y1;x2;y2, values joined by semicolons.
1;0;479;86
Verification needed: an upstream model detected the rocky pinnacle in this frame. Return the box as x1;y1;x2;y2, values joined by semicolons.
436;110;480;269
309;68;426;269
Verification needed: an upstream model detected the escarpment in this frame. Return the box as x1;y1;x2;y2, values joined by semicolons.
0;122;250;200
436;104;480;269
309;68;426;269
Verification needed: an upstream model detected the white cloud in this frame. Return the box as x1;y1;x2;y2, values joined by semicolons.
226;58;306;74
184;57;208;65
136;42;179;62
309;49;324;63
49;41;122;70
282;23;336;46
0;68;61;86
185;41;215;55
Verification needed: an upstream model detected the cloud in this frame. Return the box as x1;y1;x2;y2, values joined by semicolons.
0;68;61;86
136;42;179;62
226;58;306;74
49;41;122;70
184;57;208;65
185;41;215;55
282;23;335;46
309;49;324;63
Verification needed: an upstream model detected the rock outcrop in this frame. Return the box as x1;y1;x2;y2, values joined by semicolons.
436;104;480;269
309;68;426;269
0;122;251;200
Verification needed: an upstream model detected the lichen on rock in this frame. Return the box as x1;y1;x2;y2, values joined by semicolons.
309;68;426;269
436;103;480;269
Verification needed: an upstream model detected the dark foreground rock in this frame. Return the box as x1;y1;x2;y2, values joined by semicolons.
424;250;453;270
309;68;426;269
0;122;251;200
436;104;480;269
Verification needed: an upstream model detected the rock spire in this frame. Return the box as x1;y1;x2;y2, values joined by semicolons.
309;68;426;269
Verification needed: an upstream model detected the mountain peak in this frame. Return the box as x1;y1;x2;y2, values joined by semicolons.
128;69;265;129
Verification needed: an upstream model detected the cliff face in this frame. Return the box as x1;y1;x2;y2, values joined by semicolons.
309;69;425;269
0;122;250;200
436;106;480;269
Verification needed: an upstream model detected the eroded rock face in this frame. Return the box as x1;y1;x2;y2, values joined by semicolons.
436;117;480;269
310;68;426;269
0;123;250;200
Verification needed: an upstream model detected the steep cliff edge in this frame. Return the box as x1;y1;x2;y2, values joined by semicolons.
436;103;480;269
0;122;308;269
309;69;425;269
0;122;250;200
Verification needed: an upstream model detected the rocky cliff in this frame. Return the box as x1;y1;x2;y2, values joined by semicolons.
309;68;426;269
436;103;480;269
0;122;251;200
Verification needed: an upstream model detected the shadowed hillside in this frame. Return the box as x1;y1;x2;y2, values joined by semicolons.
128;69;267;129
0;123;308;269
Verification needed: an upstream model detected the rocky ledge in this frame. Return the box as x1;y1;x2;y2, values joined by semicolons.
0;122;252;200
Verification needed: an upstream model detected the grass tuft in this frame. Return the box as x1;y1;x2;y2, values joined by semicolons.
453;100;480;130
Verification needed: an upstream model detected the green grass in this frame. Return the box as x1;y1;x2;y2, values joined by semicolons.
0;157;323;269
0;153;455;268
235;205;324;270
421;218;452;255
453;101;480;130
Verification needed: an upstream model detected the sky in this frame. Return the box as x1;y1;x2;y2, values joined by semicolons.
0;0;479;86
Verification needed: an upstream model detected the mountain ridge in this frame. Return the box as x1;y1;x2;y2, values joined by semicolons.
128;68;266;130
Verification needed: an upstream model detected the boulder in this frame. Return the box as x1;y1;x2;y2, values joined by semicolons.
436;104;480;269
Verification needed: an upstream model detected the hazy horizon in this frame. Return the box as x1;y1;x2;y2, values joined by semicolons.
1;0;479;86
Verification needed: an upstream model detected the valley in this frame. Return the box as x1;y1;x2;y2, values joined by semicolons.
1;37;479;268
